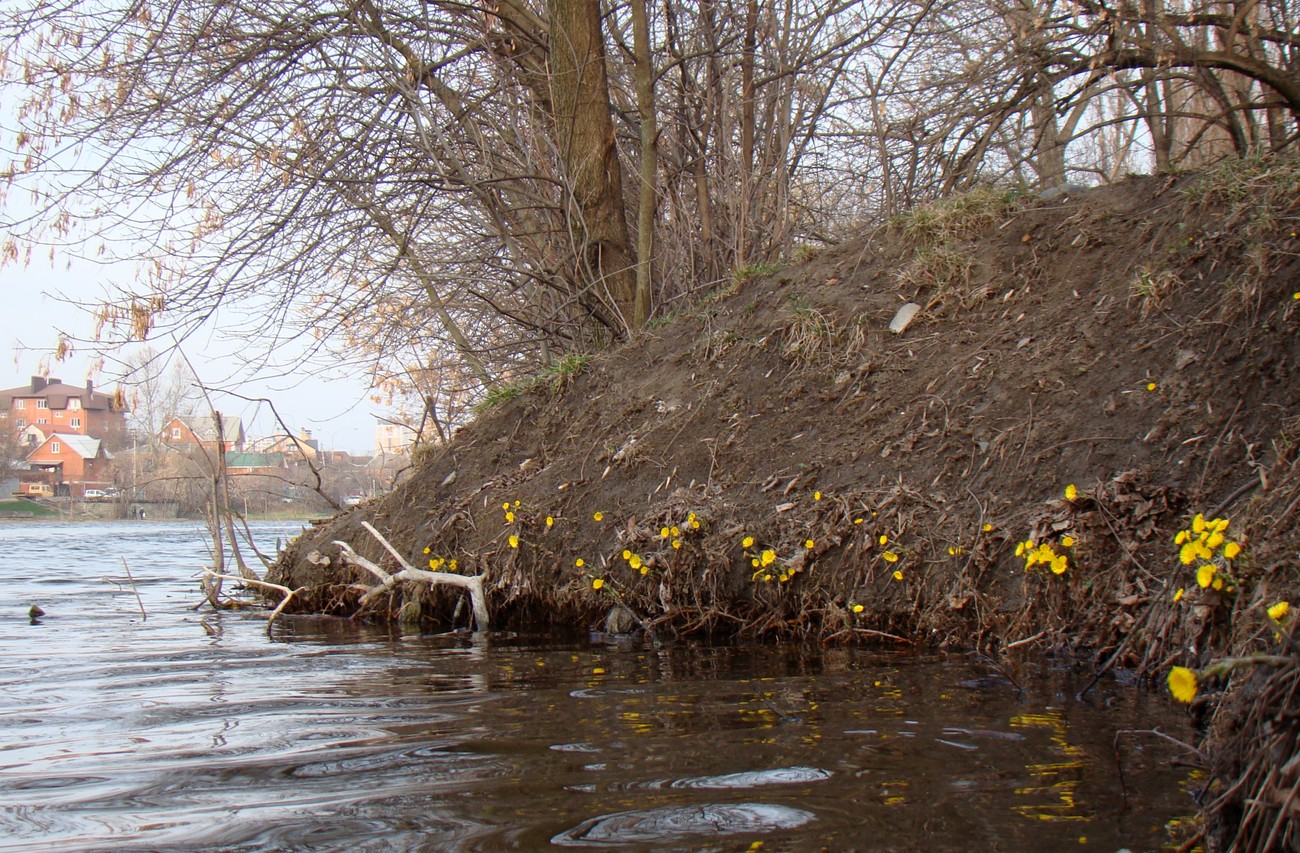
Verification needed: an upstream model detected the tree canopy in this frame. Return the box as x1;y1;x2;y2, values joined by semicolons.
3;0;1295;429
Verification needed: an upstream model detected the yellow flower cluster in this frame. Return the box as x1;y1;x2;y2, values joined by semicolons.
500;499;525;550
1174;513;1241;591
1015;538;1070;575
658;512;703;551
741;535;803;584
422;546;459;572
621;548;649;575
860;531;903;578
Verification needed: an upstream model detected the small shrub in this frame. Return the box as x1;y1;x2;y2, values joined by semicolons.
896;186;1024;246
473;352;590;413
895;241;974;298
732;260;783;283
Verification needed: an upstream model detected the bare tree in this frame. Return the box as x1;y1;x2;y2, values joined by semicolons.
1;0;1294;429
119;346;199;450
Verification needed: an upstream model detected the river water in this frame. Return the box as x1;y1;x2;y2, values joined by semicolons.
1;520;1197;851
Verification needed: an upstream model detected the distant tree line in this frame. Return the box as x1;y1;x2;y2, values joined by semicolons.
3;0;1295;426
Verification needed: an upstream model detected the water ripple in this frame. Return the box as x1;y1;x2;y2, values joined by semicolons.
552;802;817;846
0;521;1198;853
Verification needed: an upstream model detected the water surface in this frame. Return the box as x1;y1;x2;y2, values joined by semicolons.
1;521;1195;850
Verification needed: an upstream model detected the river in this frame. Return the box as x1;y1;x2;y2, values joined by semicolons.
1;520;1196;851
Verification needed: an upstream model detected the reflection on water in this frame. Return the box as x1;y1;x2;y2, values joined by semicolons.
0;521;1194;851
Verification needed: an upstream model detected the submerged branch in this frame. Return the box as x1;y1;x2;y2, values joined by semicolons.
201;571;301;638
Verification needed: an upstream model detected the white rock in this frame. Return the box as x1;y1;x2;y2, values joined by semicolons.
889;302;923;334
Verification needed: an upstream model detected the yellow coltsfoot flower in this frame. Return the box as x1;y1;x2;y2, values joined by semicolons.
1167;666;1197;704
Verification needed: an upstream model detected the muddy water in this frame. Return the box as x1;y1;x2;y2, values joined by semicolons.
1;521;1196;851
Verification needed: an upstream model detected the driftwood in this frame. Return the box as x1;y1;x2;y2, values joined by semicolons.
333;521;490;632
201;571;301;637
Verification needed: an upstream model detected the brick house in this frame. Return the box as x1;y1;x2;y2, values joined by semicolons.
160;414;245;454
0;376;129;449
25;433;114;497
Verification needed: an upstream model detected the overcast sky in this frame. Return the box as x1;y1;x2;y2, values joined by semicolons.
0;256;384;454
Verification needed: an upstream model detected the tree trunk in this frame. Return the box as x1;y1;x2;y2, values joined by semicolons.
630;0;656;330
1031;81;1067;188
547;0;637;335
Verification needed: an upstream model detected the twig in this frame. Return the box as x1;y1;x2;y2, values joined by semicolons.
1005;630;1046;650
1115;727;1206;760
362;521;418;571
1260;772;1300;853
1209;477;1262;520
822;627;912;645
120;556;147;621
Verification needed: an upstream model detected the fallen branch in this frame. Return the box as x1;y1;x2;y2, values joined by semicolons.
822;627;913;645
330;522;490;632
201;570;300;638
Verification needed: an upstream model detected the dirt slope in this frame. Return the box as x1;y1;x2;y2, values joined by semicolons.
273;164;1299;661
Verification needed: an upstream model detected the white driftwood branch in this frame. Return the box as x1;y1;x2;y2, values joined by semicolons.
333;540;392;583
202;571;300;637
332;524;490;632
363;521;417;570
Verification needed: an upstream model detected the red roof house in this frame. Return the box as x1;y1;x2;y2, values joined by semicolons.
25;433;114;497
0;376;129;450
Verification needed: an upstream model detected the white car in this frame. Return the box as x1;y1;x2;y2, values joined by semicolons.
84;489;108;500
